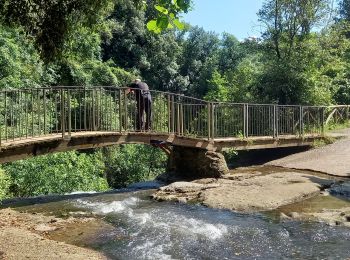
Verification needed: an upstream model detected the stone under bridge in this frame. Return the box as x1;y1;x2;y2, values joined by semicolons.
0;87;348;177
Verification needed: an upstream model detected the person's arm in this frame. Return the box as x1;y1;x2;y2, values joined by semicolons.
125;83;135;95
125;88;132;94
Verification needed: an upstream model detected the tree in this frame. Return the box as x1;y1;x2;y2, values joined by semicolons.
218;33;244;73
258;0;330;60
102;0;188;91
0;0;115;61
0;0;191;62
179;26;220;97
0;25;57;89
255;0;337;104
340;0;350;21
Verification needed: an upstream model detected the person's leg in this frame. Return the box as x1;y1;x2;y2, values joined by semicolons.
136;100;145;131
144;95;152;131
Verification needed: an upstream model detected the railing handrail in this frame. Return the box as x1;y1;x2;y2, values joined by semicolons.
0;86;348;146
0;86;341;108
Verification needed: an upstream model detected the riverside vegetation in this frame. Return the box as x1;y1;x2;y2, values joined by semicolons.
1;0;350;199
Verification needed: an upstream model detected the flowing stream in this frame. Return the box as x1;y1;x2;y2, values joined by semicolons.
11;189;350;260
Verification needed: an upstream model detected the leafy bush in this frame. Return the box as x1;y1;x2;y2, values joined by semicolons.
0;168;11;200
102;144;167;188
4;151;108;197
0;25;47;89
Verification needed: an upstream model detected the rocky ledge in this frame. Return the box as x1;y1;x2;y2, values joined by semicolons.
152;168;335;212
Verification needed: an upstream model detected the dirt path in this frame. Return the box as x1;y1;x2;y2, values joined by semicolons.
266;128;350;177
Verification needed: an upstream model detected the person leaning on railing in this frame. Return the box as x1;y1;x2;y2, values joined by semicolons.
126;79;152;131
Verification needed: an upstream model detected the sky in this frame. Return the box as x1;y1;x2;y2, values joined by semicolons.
182;0;265;40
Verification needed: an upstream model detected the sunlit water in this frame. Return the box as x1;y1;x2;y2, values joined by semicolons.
13;190;350;260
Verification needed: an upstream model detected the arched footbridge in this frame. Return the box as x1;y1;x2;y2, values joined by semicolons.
0;86;348;163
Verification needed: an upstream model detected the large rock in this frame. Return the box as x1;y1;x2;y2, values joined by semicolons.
152;171;334;212
167;146;229;179
152;181;219;203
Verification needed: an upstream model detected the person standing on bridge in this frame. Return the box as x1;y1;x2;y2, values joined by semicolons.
127;79;152;131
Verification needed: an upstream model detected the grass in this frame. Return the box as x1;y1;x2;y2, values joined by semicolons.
312;136;336;148
325;120;350;132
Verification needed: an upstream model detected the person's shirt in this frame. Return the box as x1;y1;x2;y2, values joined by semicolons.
128;81;150;99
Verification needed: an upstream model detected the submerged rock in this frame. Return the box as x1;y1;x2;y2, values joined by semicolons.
304;207;350;227
329;182;350;197
152;181;219;203
127;181;164;190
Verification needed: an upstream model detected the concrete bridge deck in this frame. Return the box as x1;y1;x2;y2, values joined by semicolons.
0;131;328;163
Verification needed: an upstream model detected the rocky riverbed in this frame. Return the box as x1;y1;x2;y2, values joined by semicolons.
0;166;349;259
153;166;350;226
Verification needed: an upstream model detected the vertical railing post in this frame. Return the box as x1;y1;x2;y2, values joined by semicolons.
67;89;71;138
43;89;46;135
176;102;180;135
211;103;215;139
4;91;7;141
171;95;175;133
180;102;184;135
124;88;128;131
321;106;325;135
207;102;211;140
299;106;302;136
92;89;96;131
245;104;249;138
243;104;247;138
61;89;65;139
119;89;122;132
83;88;87;131
167;94;171;134
273;105;278;138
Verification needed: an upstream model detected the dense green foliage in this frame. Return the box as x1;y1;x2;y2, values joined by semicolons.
1;0;350;199
0;0;190;61
102;145;167;188
0;145;167;199
3;151;108;197
0;168;10;200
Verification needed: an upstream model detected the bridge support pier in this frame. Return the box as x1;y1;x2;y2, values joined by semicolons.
167;146;229;179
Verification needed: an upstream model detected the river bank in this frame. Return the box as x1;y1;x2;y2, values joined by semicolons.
0;170;349;259
0;208;108;260
0;166;350;259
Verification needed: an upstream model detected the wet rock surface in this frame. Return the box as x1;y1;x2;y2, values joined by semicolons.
152;167;335;212
152;181;220;203
279;206;350;227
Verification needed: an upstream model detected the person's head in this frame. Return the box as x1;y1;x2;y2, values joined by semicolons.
134;78;141;84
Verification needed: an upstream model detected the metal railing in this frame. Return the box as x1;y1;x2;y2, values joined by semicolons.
0;86;348;146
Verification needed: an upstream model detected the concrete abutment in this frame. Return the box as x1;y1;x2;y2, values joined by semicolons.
166;146;229;179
